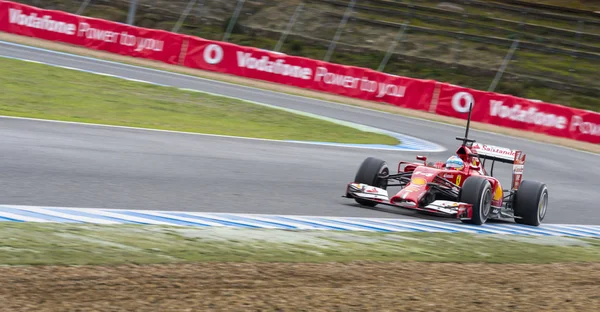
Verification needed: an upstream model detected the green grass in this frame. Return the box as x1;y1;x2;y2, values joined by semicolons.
0;222;599;265
0;57;400;145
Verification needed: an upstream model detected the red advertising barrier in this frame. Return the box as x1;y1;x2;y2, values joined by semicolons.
0;1;185;64
435;83;600;144
183;37;437;111
1;1;599;144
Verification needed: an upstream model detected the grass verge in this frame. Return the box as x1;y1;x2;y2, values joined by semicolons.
0;222;599;265
0;57;399;145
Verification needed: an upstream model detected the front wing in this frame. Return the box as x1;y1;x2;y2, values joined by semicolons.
344;182;473;220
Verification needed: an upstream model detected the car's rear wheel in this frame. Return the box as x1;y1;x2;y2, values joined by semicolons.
513;180;548;226
459;176;492;225
352;157;389;207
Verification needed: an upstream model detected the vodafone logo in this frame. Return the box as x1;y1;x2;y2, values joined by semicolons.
452;92;475;113
203;44;223;65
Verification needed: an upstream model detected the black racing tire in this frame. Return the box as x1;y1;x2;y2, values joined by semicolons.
352;157;389;207
513;180;548;226
459;176;492;225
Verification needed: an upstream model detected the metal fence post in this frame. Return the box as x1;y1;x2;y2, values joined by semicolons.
518;11;528;32
324;0;356;62
569;20;584;79
488;39;520;92
452;35;462;69
274;3;304;52
127;0;137;25
377;21;409;72
194;0;206;22
172;0;199;33
452;12;468;69
75;0;91;15
403;0;413;19
223;0;246;42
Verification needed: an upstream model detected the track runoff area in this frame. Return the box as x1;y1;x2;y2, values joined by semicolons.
0;40;599;238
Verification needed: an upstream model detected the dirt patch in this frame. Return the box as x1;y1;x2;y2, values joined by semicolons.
1;32;598;154
0;261;598;311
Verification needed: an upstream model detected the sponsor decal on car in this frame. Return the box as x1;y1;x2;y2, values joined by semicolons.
411;177;427;185
513;165;524;174
365;187;379;193
472;143;515;157
420;172;435;177
493;184;503;201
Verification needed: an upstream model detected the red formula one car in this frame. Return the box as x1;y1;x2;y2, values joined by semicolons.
343;108;549;226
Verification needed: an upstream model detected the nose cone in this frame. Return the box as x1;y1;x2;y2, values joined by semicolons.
390;183;426;207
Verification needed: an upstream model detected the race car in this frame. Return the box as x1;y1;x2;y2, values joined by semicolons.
342;106;548;226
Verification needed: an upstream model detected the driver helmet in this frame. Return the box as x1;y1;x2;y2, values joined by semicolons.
445;156;464;171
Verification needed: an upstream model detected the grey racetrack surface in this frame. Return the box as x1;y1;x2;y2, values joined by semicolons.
1;41;599;225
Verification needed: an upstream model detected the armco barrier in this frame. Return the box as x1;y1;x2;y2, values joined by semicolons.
1;0;599;144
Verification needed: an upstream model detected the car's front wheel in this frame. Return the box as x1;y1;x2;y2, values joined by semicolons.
459;176;492;225
352;157;389;207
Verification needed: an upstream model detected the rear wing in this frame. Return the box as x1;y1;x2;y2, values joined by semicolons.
471;143;517;163
470;143;526;190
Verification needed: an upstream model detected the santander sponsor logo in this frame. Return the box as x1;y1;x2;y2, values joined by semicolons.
489;100;568;130
8;8;76;35
472;143;515;159
236;51;313;80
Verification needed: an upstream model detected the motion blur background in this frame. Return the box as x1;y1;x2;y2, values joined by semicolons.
21;0;600;112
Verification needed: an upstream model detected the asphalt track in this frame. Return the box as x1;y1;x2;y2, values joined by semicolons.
1;41;599;225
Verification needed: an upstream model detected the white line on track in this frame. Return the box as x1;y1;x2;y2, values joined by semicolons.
0;114;442;152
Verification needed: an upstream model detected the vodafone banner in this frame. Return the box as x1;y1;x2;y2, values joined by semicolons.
436;83;600;144
0;1;184;64
183;37;437;111
1;1;598;144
